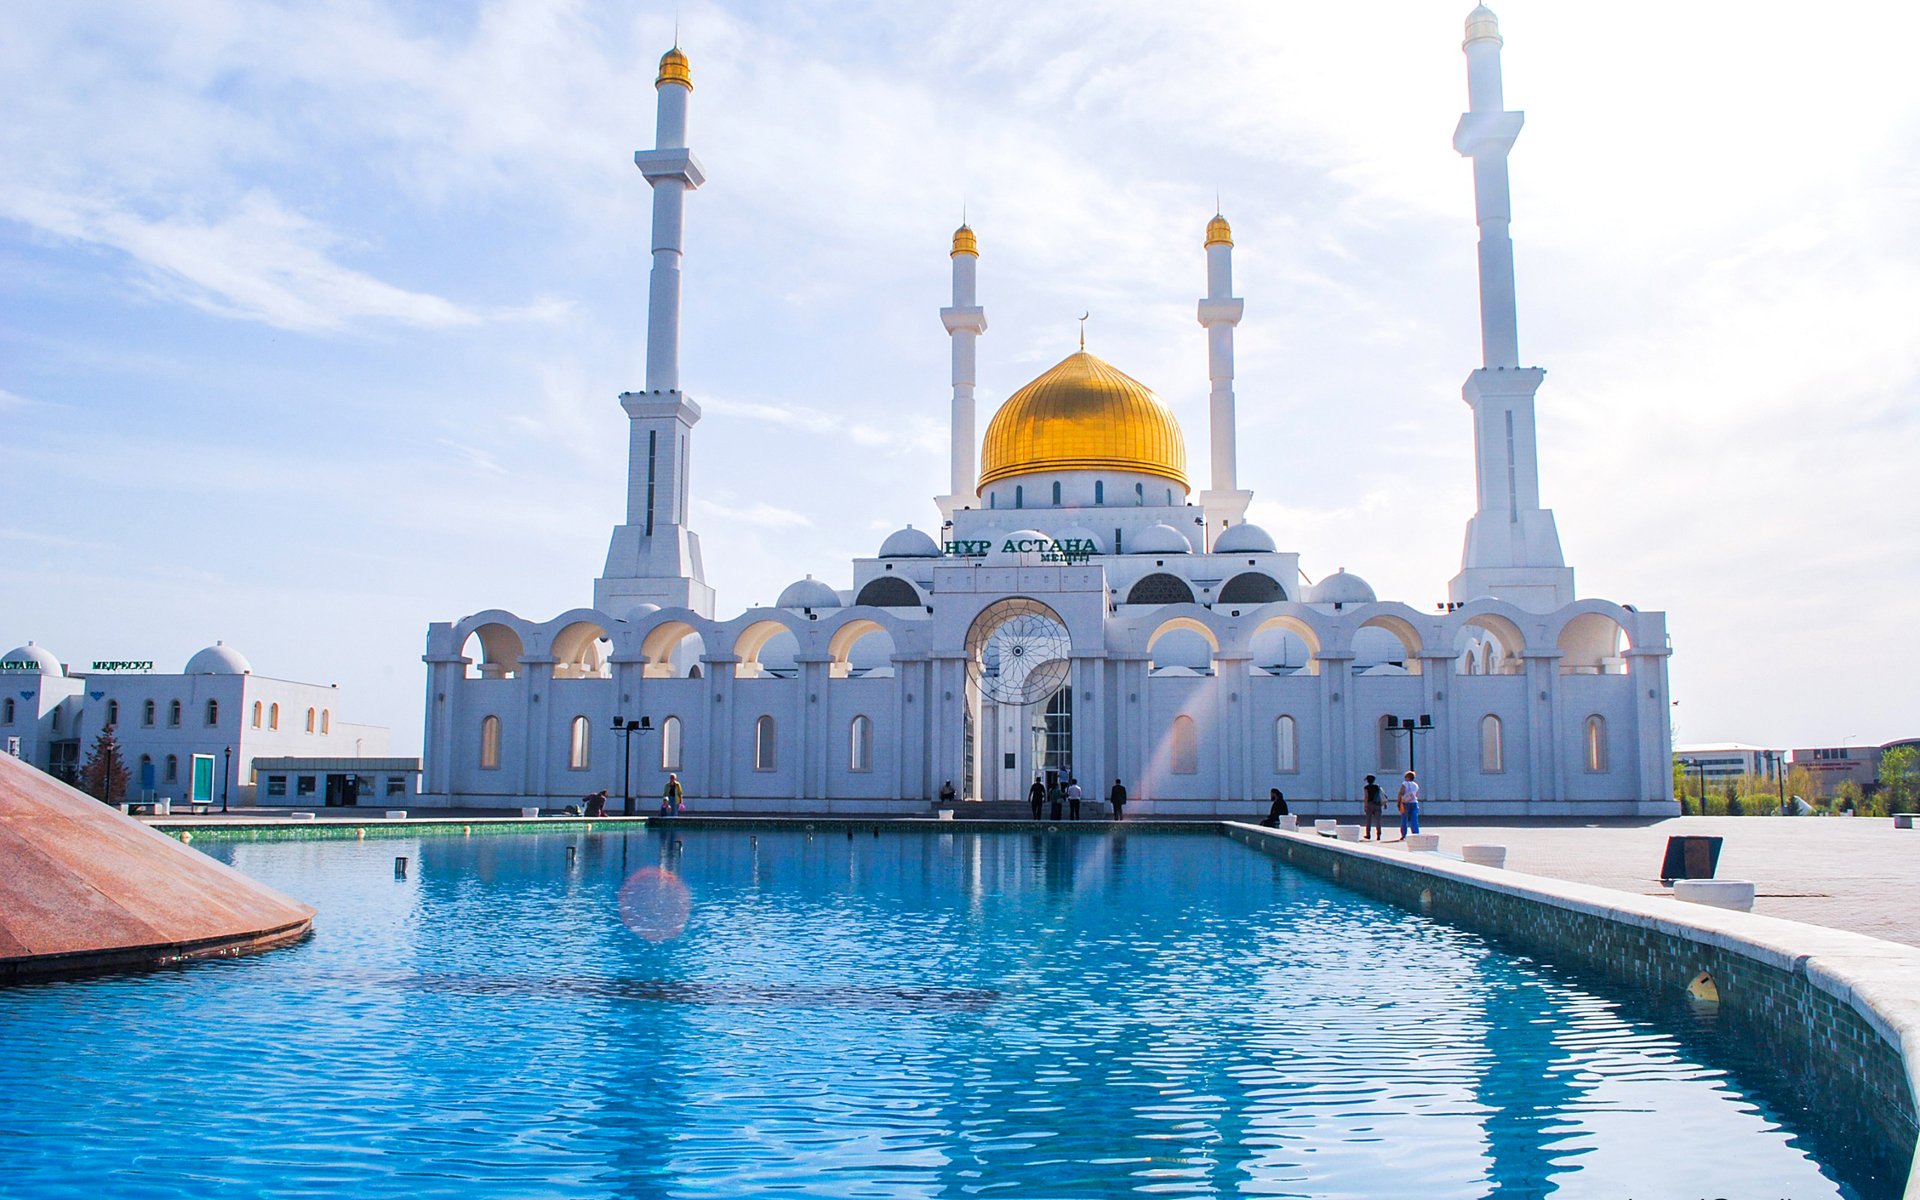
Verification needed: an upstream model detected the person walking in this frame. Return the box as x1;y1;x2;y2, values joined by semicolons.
1047;777;1064;821
1361;775;1384;840
662;773;685;816
1396;770;1421;840
1108;778;1127;821
1066;778;1083;821
1029;775;1046;821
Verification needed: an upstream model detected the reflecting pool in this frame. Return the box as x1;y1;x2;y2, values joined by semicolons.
0;829;1888;1197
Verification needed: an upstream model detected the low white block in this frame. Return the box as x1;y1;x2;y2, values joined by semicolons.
1335;825;1362;841
385;810;408;821
290;812;316;822
1895;814;1916;829
118;804;132;814
1461;844;1506;868
1278;814;1298;830
156;799;171;816
520;807;540;819
1405;834;1440;852
1313;819;1337;832
936;809;954;821
1673;879;1756;912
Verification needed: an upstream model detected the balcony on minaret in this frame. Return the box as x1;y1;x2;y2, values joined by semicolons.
1453;110;1524;158
634;148;706;189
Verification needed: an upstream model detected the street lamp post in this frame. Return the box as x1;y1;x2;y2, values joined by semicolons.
1384;714;1433;775
1695;761;1707;813
610;716;654;816
222;745;232;813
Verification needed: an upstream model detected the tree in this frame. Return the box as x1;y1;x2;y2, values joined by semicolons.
79;725;130;805
1879;747;1918;814
1834;780;1865;815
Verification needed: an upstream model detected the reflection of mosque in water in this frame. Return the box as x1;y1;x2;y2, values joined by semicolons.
421;10;1676;818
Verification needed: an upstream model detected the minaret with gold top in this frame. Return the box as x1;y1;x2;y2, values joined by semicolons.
1449;5;1573;611
597;45;715;618
1197;212;1250;540
937;224;987;523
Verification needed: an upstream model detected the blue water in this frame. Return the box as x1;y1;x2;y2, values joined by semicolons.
0;829;1886;1198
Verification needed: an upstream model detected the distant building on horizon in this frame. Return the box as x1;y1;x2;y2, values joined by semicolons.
0;639;412;806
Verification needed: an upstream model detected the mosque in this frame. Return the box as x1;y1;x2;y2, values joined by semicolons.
421;8;1677;818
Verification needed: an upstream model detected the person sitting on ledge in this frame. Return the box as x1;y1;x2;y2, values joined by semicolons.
583;790;609;818
1261;789;1288;827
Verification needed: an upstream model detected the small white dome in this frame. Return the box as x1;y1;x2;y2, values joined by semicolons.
1129;523;1193;555
185;641;252;675
878;525;942;559
987;529;1053;565
1;641;62;676
1213;522;1277;554
1307;569;1376;606
623;603;661;621
776;576;843;610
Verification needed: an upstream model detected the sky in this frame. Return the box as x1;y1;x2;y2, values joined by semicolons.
4;1;1917;757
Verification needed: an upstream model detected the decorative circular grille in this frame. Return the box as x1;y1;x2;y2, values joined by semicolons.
966;600;1071;707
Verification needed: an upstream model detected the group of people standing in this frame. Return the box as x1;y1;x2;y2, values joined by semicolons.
1023;775;1129;821
1360;770;1421;840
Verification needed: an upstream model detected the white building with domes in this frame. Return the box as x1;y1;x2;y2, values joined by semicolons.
421;9;1676;818
1;639;403;806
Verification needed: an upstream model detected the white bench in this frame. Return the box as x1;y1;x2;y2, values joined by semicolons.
520;806;541;819
1461;844;1507;868
1673;879;1756;912
1313;819;1337;836
385;810;408;820
1277;814;1298;830
1334;825;1362;841
1404;834;1440;852
289;811;316;822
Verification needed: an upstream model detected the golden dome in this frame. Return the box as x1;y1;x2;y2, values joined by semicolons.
1205;213;1233;248
978;351;1188;491
1464;5;1502;46
657;46;692;89
951;224;977;257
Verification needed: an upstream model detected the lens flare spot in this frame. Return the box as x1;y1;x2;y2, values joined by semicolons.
618;867;691;943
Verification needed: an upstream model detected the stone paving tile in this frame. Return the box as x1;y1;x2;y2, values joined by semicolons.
1412;815;1920;948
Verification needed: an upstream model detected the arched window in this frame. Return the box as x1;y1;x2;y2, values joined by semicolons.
1127;573;1196;605
320;710;330;735
850;715;872;772
568;716;591;770
660;716;682;771
1274;715;1298;773
754;715;777;771
268;703;279;731
142;699;156;726
1218;572;1286;604
854;576;920;607
1051;481;1062;505
1095;480;1105;504
1015;485;1024;509
251;701;262;729
1171;715;1198;774
989;492;997;509
1;698;12;724
1585;715;1608;772
106;700;119;727
1481;715;1504;773
139;753;152;781
206;699;219;726
305;708;316;734
168;700;181;727
165;755;178;783
479;716;501;769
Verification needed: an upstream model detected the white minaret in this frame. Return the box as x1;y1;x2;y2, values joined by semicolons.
937;224;987;524
1449;6;1574;611
597;46;715;618
1197;212;1250;539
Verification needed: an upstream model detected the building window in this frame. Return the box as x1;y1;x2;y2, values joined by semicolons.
1015;485;1023;509
107;700;119;727
1171;715;1198;775
989;492;996;509
269;703;280;730
139;753;152;783
386;778;407;797
305;708;316;734
165;754;178;783
296;775;316;796
754;715;777;771
1377;716;1406;772
251;701;262;729
850;715;872;772
1481;715;1504;773
168;700;181;727
320;709;330;735
266;775;287;797
1051;481;1062;505
143;699;156;726
1;698;11;724
1134;481;1144;504
568;715;591;770
1275;715;1298;773
1585;715;1608;772
206;699;219;726
661;716;683;771
1095;480;1105;505
480;715;501;769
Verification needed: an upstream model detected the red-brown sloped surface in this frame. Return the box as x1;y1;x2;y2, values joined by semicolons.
0;755;314;978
